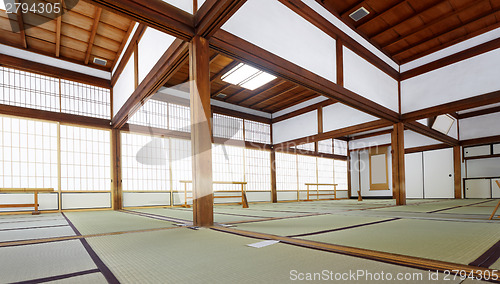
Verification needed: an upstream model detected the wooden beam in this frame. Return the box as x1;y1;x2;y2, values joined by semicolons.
14;0;27;49
391;123;406;205
272;99;336;123
402;90;500;122
0;104;111;129
404;121;458;146
274;119;392;150
111;129;122;210
232;79;288;104
346;141;352;199
350;128;393;140
211;105;271;124
248;85;301;109
210;60;240;83
460;135;500;147
111;21;136;71
0;53;110;88
210;30;400;123
195;0;247;38
210;83;232;98
111;24;147;87
356;0;407;29
55;0;62;57
453;146;462;199
336;38;343;87
458;106;500;120
85;7;103;65
270;148;277;203
264;92;318;112
82;0;194;41
404;143;450;154
112;39;189;128
190;35;213;227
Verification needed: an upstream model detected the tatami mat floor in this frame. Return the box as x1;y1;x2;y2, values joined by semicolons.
0;198;498;283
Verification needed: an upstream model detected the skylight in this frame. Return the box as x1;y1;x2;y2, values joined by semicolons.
221;63;276;91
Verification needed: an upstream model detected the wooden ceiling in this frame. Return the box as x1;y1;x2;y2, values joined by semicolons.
321;0;500;63
0;0;135;71
165;51;326;113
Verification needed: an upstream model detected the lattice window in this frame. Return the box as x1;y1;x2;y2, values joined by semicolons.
244;148;271;191
0;116;58;188
213;113;244;141
0;67;59;112
128;99;169;129
296;142;315;152
168;103;190;132
212;144;245;191
60;126;111;191
318;139;333;154
334;139;348;156
121;133;169;191
317;157;334;185
60;80;110;119
170;138;192;191
297;155;317;191
334;160;348;190
244;120;271;144
275;152;297;191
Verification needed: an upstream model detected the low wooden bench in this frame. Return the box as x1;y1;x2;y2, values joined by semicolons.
305;183;347;201
0;188;54;215
179;181;249;208
490;181;500;220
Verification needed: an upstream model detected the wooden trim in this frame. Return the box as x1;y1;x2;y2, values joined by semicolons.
453;146;462;199
112;39;189;128
0;104;111;129
391;123;406;205
274;120;392;150
336;38;343;86
111;24;147;86
460;135;500;147
272;100;336;123
55;0;63;57
248;85;301;109
458;106;500;119
83;0;194;41
279;0;399;80
317;106;323;134
349;143;392;153
404;143;450;154
463;154;500;161
194;0;247;38
134;42;139;88
14;0;27;49
350;129;393;140
346;142;351;199
404;121;458;146
0;54;110;88
111;129;122;210
84;7;102;65
210;30;400;123
270;149;277;203
211;105;271;124
368;146;389;191
402;90;500;122
276;147;348;160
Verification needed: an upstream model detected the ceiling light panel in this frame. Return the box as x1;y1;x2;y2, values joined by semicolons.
221;63;276;90
240;72;277;90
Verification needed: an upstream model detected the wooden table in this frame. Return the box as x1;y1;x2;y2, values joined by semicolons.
179;181;249;208
490;180;500;220
304;183;347;201
0;188;55;215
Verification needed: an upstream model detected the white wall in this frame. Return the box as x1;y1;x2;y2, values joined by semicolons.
349;134;391;151
466;158;500;178
162;0;193;13
113;54;135;117
322;104;378;132
460;113;500;140
138;28;177;84
273;110;318;144
222;0;337;83
401;48;500;114
404;130;442;149
343;47;399;112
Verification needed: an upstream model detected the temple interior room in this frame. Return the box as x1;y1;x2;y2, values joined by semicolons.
0;0;500;283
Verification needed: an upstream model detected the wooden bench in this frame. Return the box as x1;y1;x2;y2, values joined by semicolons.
304;183;347;201
0;188;55;215
490;180;500;220
179;181;249;208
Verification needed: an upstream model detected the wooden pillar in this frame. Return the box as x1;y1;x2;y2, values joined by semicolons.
270;148;277;203
111;129;122;210
189;36;213;227
391;123;406;205
453;145;462;199
346;140;352;199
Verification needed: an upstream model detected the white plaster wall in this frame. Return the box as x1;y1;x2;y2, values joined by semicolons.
162;0;193;13
459;113;500;140
138;28;176;84
404;130;442;149
349;134;391;150
273;110;318;144
113;54;135;117
322;104;378;132
222;0;337;83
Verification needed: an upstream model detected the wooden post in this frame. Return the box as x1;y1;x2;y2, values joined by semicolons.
270;149;277;203
453;145;462;199
346;140;352;199
111;129;122;210
190;36;213;227
391;123;406;205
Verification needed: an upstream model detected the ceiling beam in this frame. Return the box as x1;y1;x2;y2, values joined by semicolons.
234;79;289;105
111;21;136;71
112;39;189;128
263;92;317;113
248;85;300;108
85;7;102;65
55;0;62;57
210;30;400;123
356;0;407;29
350;128;393;140
402;90;500;122
271;98;334;123
195;0;247;38
82;0;194;41
458;106;500;120
405;121;458;146
210;60;240;83
14;0;27;49
111;24;146;86
210;83;232;97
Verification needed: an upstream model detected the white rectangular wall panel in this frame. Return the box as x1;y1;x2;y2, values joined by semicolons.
349;134;391;150
401;48;500;113
272;110;318;144
343;47;399;112
358;149;393;197
123;192;171;207
464;179;491;198
322;104;378;132
466;158;500;178
222;0;337;82
62;193;111;209
277;191;297;201
246;192;271;202
113;54;135;117
162;0;193;13
405;152;424;199
404;130;442;149
464;145;491;157
423;148;454;198
138;28;176;84
494;144;500;154
460;113;500;140
0;193;58;212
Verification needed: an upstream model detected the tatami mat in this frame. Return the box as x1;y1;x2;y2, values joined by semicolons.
0;240;97;283
0;218;69;230
135;208;262;223
0;226;76;243
46;272;108;284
